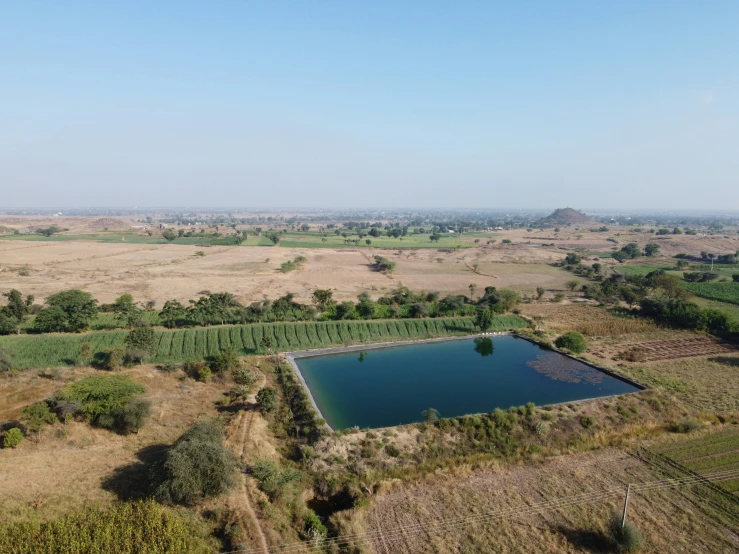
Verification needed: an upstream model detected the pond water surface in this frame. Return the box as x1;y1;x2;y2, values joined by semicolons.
293;335;641;430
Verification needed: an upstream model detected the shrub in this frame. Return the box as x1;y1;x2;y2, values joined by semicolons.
53;374;147;434
555;331;588;354
553;293;565;303
0;348;11;372
212;347;242;373
153;421;240;504
250;459;302;500
256;387;277;414
21;402;57;438
608;512;644;552
197;366;212;383
183;359;209;379
158;362;179;372
232;367;258;388
385;443;401;457
3;427;23;448
103;345;127;370
669;420;701;433
304;510;327;537
124;326;156;360
580;415;596;428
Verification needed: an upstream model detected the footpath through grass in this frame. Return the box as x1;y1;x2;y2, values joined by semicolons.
0;316;528;369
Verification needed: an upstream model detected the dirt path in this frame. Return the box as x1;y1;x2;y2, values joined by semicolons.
235;375;269;554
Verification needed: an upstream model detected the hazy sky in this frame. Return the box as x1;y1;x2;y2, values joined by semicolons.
2;2;738;209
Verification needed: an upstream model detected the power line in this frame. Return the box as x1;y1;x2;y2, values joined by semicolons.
220;468;739;554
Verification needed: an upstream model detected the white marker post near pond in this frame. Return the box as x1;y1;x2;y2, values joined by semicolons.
621;484;631;528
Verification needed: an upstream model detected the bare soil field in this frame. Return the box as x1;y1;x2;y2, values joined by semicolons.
352;448;739;553
616;337;737;362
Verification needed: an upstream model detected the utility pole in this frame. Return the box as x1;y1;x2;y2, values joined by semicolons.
621;484;631;528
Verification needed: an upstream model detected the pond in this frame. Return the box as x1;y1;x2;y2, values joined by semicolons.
291;335;641;430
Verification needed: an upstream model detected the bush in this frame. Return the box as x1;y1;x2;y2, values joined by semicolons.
21;402;57;437
3;427;23;448
580;415;596;428
553;293;565;303
231;367;258;388
52;374;147;434
153;421;240;504
669;420;702;433
384;443;401;457
103;345;126;370
256;387;277;414
0;348;11;372
555;331;588;354
608;512;644;552
250;459;302;500
304;510;327;537
124;326;156;360
197;366;212;382
212;347;242;373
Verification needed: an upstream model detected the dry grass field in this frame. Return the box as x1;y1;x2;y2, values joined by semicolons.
348;448;739;553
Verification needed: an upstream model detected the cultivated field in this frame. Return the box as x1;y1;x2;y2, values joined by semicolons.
348;449;739;553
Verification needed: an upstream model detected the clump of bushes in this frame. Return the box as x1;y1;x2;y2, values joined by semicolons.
51;374;150;434
669;420;702;434
0;500;212;554
608;512;644;552
153;421;240;504
250;459;303;501
580;415;596;429
256;387;277;414
555;331;588;354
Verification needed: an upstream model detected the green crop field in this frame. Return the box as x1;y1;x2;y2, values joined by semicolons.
683;282;739;305
19;311;162;332
0;316;528;369
276;231;474;249
654;428;739;494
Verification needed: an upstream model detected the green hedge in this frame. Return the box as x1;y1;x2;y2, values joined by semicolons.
0;316;528;370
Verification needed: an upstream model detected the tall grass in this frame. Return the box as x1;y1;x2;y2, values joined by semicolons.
0;500;213;554
0;316;528;369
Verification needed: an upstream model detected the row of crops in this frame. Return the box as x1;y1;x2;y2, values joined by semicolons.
0;316;528;369
655;428;739;494
682;281;739;305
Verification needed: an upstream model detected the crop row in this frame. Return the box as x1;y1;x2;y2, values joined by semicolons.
0;316;528;369
682;281;739;305
661;437;739;462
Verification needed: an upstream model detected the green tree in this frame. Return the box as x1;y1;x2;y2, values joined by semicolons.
159;300;187;328
555;331;588;354
256;387;277;414
113;293;144;327
535;287;545;299
311;289;334;310
644;243;660;257
468;283;478;299
153;421;240;504
162;229;176;241
124;326;157;363
2;289;33;334
4;427;23;448
21;401;58;440
115;398;152;434
475;307;494;332
261;336;275;354
365;239;371;246
212;346;242;373
564;253;581;265
36;290;98;332
566;280;579;291
493;289;522;312
0;311;18;335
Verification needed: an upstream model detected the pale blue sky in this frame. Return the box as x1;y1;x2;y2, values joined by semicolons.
1;1;737;209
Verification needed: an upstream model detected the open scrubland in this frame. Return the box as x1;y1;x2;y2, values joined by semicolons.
2;215;739;553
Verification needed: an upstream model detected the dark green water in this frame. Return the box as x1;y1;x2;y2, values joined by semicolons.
294;336;640;429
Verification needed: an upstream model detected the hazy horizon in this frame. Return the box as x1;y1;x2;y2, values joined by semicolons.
2;2;738;209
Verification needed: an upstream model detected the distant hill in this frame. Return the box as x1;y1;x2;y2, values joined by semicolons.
538;208;592;226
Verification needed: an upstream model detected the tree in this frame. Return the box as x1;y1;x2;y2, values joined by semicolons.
21;401;57;440
124;326;157;363
644;243;660;257
592;263;602;274
311;289;334;310
535;287;545;299
564;253;581;265
409;302;430;318
153;421;240;504
162;229;176;241
115;397;151;434
422;408;440;423
566;280;579;291
160;300;187;328
113;293;143;328
0;311;18;336
212;346;242;373
475;307;494;332
2;289;33;334
365;239;371;246
256;387;277;414
468;283;477;299
493;289;522;312
555;331;587;354
335;301;357;320
733;274;739;283
261;336;275;354
3;427;23;448
429;233;441;242
36;290;98;333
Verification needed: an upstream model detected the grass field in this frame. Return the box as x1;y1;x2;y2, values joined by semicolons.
653;427;739;494
277;230;478;249
0;316;528;369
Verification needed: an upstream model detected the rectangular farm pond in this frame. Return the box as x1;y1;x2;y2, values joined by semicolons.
292;335;641;430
